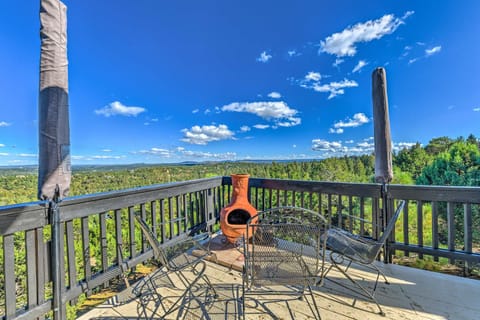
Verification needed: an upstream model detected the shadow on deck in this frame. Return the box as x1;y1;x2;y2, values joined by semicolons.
78;236;480;320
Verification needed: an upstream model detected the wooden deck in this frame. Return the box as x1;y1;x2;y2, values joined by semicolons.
78;237;480;320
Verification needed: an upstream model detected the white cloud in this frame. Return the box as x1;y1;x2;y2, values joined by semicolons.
240;125;251;132
311;79;359;99
0;153;9;156
92;155;124;160
408;58;419;64
332;113;370;130
204;108;211;114
408;44;442;64
357;141;374;148
19;153;37;157
287;50;300;57
320;12;412;57
95;101;146;117
102;149;112;152
311;138;376;156
69;153;127;162
352;60;368;73
221;101;301;127
253;124;270;130
181;124;234;145
402;11;415;19
135;146;236;161
137;147;175;157
473;107;480;112
277;117;301;127
425;46;441;56
179;150;236;160
0;144;4;147
257;51;272;63
312;139;343;152
311;137;417;157
299;71;357;99
329;128;344;134
0;121;11;127
393;142;417;151
333;58;344;67
192;109;199;114
305;71;321;82
268;92;282;99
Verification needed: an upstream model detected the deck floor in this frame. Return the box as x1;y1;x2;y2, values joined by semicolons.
78;238;480;320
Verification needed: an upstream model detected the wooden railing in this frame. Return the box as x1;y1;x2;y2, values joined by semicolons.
0;176;479;320
0;177;223;320
243;177;480;268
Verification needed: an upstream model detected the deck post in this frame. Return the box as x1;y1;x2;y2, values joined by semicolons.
372;68;394;263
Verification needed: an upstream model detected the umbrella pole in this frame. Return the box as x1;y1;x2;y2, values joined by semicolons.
372;67;394;264
50;185;66;320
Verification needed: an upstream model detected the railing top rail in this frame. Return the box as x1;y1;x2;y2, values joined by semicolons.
61;176;223;205
0;176;224;235
2;176;480;235
60;176;224;220
388;184;480;203
238;177;382;198
0;201;48;235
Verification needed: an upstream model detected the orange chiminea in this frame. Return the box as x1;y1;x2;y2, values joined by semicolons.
220;174;258;244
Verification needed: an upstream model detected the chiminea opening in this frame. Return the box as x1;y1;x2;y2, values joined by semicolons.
227;209;251;225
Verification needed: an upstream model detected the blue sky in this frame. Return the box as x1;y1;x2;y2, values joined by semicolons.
1;1;479;165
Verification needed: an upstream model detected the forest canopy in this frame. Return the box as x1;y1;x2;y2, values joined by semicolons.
1;134;479;206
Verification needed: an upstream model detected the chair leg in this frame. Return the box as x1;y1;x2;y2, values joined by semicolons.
241;266;246;320
307;285;322;320
326;252;386;316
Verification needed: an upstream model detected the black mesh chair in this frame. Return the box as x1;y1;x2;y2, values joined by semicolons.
241;206;329;320
132;213;218;318
323;200;406;316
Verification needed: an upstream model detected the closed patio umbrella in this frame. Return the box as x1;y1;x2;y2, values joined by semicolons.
38;0;71;201
372;67;393;184
38;1;70;319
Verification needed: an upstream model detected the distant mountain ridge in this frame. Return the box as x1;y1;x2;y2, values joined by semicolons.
0;159;320;176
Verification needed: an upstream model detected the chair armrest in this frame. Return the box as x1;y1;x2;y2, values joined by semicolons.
337;213;373;224
325;227;380;263
188;221;208;237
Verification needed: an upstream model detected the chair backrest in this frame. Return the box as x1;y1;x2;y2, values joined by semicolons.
377;200;406;246
244;207;328;287
135;213;209;272
134;213;170;266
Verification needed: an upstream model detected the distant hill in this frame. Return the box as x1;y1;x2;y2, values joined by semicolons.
0;159;320;176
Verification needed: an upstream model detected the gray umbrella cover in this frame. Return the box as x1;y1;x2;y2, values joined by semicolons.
38;0;71;200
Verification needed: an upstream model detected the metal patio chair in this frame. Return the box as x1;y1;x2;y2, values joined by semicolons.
241;206;329;320
323;200;406;316
132;213;218;319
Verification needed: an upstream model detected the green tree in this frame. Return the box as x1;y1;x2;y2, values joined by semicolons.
417;142;480;186
425;136;454;156
394;143;432;179
416;141;480;250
